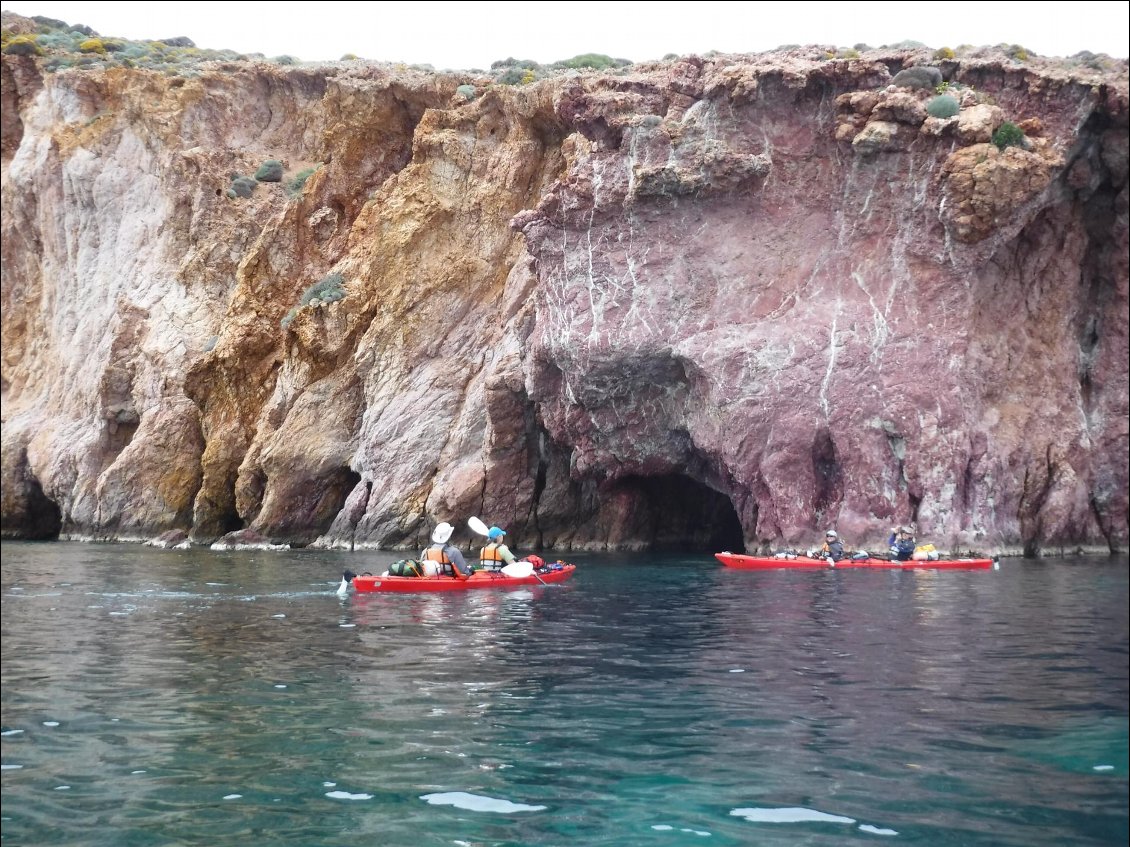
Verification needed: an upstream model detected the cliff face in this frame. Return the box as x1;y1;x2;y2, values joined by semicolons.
2;47;1127;555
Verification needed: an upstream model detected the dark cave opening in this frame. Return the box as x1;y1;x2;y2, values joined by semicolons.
613;474;746;552
22;475;63;540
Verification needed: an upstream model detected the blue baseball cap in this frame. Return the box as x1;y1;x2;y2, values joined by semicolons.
488;526;506;540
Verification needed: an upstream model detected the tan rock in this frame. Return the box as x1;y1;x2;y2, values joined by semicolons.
852;120;903;154
956;103;1005;144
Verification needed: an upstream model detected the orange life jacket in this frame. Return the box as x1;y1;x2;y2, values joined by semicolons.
480;543;503;564
422;545;452;564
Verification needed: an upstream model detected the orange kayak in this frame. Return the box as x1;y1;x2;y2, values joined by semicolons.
715;552;995;570
347;564;577;593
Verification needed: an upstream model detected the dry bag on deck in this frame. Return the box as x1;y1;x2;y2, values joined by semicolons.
388;559;423;577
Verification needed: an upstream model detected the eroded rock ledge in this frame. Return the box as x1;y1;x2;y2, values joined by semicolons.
2;44;1127;556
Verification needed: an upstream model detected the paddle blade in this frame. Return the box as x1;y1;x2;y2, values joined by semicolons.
468;516;490;537
500;561;534;578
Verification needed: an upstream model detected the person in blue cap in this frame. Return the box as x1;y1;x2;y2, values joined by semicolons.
479;526;518;571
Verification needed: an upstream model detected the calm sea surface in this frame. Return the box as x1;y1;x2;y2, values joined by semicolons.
1;542;1127;846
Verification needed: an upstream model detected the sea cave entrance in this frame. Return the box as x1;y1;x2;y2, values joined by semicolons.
611;474;745;552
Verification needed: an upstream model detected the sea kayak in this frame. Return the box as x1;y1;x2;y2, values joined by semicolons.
715;552;995;570
347;563;577;593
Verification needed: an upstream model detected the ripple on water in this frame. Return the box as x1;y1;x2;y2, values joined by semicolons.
325;790;373;800
420;791;546;812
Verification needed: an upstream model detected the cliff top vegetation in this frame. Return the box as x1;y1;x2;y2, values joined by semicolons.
2;10;1126;82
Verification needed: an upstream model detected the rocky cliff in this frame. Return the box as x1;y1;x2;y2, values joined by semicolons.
2;38;1127;556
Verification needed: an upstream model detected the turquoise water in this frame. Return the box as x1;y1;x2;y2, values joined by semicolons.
2;542;1127;846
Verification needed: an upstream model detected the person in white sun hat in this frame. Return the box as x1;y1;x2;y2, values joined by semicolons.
419;521;472;578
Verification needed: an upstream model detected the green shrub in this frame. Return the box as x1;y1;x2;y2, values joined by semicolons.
456;84;476;101
1006;44;1030;61
283;273;346;329
495;67;528;85
31;15;70;31
286;166;318;197
926;94;960;119
555;53;620;70
4;35;44;56
991;121;1026;150
934;46;955;60
36;31;82;50
490;56;536;69
254;159;284;182
5;14;277;74
227;175;257;199
890;66;943;89
299;272;345;306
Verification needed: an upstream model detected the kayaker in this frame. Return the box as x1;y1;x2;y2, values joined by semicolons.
809;530;846;562
420;522;473;579
479;526;518;571
888;526;916;561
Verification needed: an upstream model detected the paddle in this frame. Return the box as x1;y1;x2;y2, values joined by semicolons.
500;561;535;578
469;516;548;585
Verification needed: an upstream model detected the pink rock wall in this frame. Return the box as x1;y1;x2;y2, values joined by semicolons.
2;47;1127;556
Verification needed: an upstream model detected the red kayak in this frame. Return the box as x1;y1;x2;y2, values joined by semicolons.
348;564;577;593
715;552;996;570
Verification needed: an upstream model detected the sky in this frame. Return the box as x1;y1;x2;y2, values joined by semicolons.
2;1;1128;68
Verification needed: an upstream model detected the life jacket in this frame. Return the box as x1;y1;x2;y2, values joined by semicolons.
422;545;452;564
422;543;471;578
422;551;452;578
820;540;845;561
480;543;504;566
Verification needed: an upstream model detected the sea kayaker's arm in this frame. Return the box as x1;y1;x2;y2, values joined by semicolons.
447;545;471;575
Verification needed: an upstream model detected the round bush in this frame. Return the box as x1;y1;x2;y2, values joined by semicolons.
4;35;44;56
926;94;960;119
254;159;283;182
991;121;1026;150
890;66;942;90
228;175;257;199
